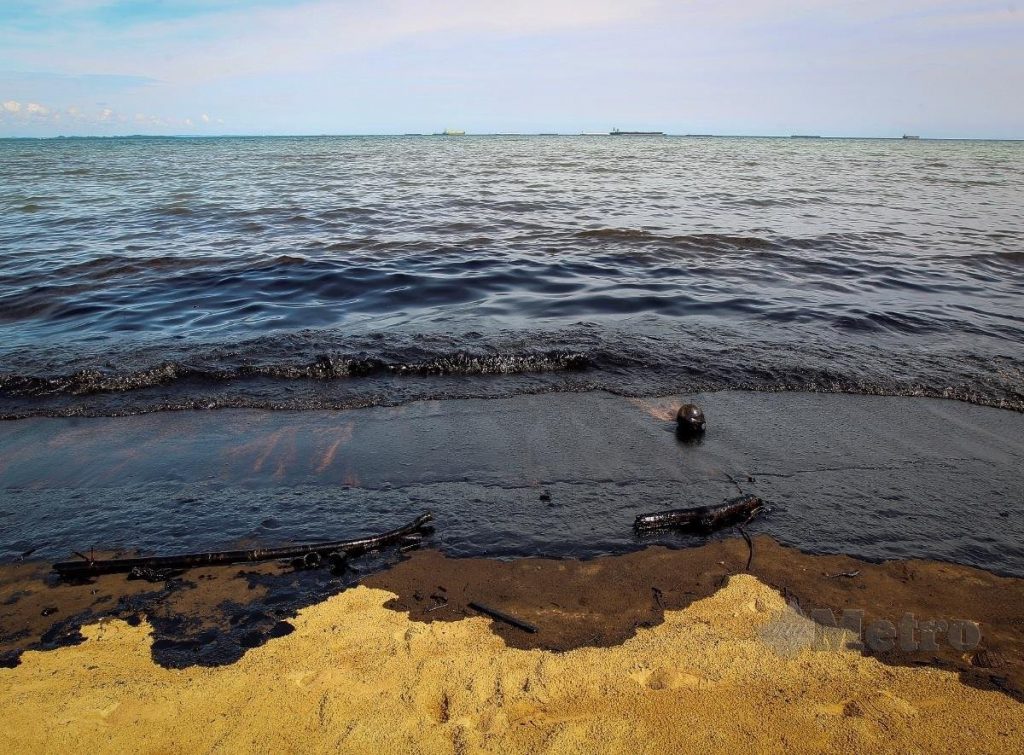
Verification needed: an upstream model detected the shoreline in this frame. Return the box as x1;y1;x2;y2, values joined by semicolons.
2;562;1021;752
2;536;1022;701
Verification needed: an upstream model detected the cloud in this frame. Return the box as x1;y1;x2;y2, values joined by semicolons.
3;1;1017;91
0;100;54;118
1;1;1021;136
2;0;664;82
4;2;1021;91
0;97;217;132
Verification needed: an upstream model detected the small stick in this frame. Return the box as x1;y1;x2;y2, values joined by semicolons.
825;570;861;579
722;472;745;494
18;544;44;561
738;525;754;571
468;601;539;633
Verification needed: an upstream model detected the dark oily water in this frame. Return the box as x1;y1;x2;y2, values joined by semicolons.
1;135;1022;417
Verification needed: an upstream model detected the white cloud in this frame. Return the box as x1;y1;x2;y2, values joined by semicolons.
0;98;216;132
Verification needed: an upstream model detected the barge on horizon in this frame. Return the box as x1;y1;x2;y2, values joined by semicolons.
610;128;665;136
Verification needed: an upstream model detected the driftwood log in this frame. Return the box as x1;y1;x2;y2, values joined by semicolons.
634;495;763;533
53;512;434;579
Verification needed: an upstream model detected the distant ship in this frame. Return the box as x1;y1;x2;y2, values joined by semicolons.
902;134;921;140
433;128;465;136
610;128;665;136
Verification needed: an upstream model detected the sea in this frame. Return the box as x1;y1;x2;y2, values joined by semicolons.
1;135;1022;418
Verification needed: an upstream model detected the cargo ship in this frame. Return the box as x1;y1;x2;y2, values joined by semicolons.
610;128;665;136
902;134;921;140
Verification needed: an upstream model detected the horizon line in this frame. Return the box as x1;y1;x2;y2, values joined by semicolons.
1;133;1022;142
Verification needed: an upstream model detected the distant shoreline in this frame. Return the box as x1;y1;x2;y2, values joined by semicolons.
1;134;1022;142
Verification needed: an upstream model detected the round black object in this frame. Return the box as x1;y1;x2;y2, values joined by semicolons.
676;403;706;435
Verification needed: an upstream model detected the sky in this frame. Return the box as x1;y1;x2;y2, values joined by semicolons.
1;1;1022;138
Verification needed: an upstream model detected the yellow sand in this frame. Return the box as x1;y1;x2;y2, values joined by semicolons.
1;575;1020;754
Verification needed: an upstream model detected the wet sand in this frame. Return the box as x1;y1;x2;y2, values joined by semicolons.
2;571;1022;753
2;391;1022;572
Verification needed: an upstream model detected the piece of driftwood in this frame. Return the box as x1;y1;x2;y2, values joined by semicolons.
468;601;539;633
53;512;433;579
634;495;763;533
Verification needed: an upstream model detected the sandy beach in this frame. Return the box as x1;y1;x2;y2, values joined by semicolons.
2;568;1022;753
3;533;1024;752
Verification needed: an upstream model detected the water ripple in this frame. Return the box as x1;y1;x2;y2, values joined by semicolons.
1;135;1022;416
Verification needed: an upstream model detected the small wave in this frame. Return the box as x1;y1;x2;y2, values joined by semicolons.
0;322;1021;418
946;249;1024;266
574;228;782;252
726;196;825;208
0;350;591;398
49;254;238;280
831;309;946;335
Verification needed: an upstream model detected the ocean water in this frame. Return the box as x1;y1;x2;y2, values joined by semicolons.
1;135;1022;417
